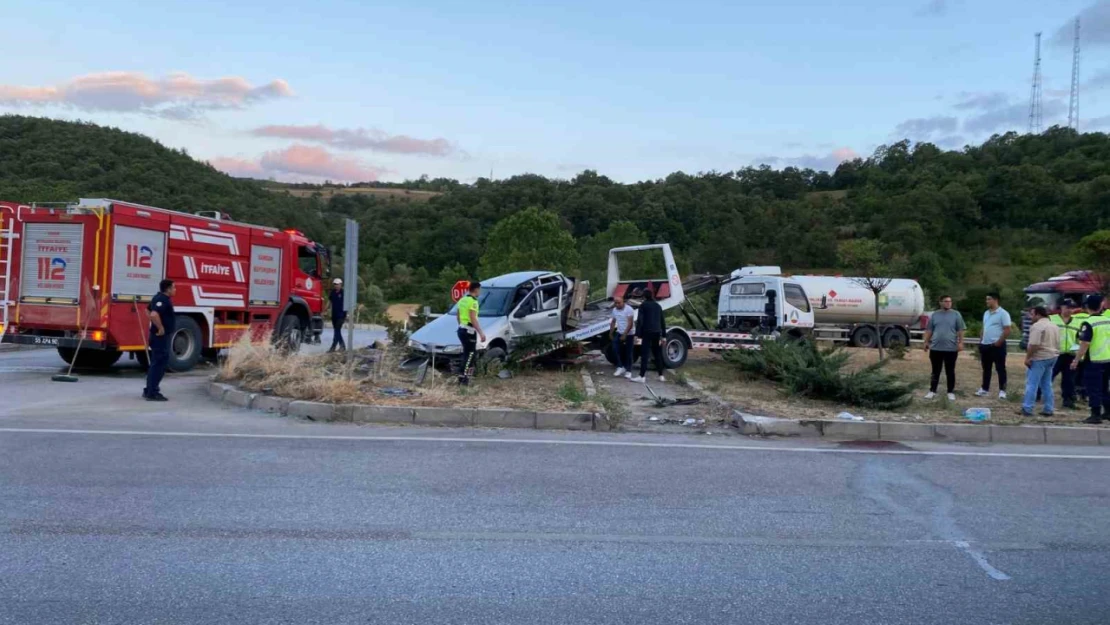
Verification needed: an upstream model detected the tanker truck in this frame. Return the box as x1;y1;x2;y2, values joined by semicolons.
716;267;927;348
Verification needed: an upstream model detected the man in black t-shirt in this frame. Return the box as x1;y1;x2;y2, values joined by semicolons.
144;279;176;401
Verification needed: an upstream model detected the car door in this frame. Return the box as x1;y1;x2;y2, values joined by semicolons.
509;282;564;338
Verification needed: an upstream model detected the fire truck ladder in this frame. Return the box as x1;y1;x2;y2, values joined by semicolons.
0;207;17;342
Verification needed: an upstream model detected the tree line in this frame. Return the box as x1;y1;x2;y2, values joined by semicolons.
4;115;1110;318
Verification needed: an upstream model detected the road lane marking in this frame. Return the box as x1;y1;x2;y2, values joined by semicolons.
954;540;1012;581
1;427;1109;459
3;522;1048;552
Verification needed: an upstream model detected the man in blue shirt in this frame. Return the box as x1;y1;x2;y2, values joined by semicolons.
327;278;346;352
976;292;1012;399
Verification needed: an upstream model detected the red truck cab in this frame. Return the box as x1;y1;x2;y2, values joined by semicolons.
0;199;328;371
1020;270;1105;348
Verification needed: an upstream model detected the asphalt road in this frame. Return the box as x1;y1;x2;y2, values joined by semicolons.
2;345;1110;624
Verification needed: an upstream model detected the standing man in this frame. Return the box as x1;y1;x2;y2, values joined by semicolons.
1020;306;1060;417
143;279;176;402
923;295;965;401
609;296;635;378
1050;299;1081;409
1072;295;1110;424
327;278;347;353
975;292;1012;399
630;290;667;383
457;282;485;386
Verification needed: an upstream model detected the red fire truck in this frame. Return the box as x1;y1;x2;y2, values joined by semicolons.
0;198;328;371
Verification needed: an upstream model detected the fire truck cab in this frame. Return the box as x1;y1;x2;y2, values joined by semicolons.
0;199;328;371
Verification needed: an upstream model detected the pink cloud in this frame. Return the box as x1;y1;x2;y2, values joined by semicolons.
210;145;390;182
208;157;265;178
830;147;859;162
251;124;454;156
0;71;293;119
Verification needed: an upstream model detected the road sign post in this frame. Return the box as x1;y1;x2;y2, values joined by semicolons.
451;280;470;303
344;219;359;378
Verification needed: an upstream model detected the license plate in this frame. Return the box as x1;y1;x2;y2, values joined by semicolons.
32;336;59;346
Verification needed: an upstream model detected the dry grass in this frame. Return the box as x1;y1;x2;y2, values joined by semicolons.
217;334;600;412
685;347;1104;426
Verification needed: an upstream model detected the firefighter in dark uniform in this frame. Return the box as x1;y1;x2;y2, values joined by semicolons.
143;279;176;401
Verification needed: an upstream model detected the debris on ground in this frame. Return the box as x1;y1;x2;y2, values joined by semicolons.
682;418;706;427
378;387;416;398
964;407;992;422
836;412;864;421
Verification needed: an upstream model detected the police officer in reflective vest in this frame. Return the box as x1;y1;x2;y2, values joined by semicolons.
456;282;485;386
1072;295;1110;424
1049;299;1082;409
1071;299;1092;400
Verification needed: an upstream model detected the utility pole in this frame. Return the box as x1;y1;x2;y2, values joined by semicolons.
1028;32;1043;134
1068;18;1081;131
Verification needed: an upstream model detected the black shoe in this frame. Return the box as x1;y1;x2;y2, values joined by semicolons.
458;377;469;386
1083;415;1103;424
1063;401;1077;410
1039;412;1055;417
145;393;168;402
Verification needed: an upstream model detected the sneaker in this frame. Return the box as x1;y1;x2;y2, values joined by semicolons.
974;388;989;397
658;375;666;383
923;392;936;400
1016;409;1033;417
1083;415;1104;424
947;393;956;402
998;390;1008;400
145;394;168;402
623;371;633;379
630;376;646;383
1039;412;1055;417
614;367;626;377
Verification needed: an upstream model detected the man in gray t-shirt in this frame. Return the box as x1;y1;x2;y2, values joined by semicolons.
923;295;966;399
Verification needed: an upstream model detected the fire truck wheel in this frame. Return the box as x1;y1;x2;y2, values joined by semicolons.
277;314;303;352
168;316;203;372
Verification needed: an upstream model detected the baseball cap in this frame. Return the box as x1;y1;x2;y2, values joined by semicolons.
1061;298;1078;308
333;278;343;285
1085;294;1104;310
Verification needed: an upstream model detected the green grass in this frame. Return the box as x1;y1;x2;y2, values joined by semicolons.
557;380;587;405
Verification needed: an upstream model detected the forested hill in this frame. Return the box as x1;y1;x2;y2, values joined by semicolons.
2;114;1109;311
0;115;323;237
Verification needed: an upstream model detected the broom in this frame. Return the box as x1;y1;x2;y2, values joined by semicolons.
51;294;96;383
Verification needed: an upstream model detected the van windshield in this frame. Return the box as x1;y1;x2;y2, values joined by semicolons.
447;287;516;318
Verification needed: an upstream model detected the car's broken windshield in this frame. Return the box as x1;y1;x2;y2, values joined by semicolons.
447;287;516;317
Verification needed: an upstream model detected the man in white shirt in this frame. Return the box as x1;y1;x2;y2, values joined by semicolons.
609;297;635;378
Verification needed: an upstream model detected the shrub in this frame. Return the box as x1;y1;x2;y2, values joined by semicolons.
385;320;409;349
723;338;914;410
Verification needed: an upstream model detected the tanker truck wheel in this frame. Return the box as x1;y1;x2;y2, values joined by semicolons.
850;326;880;349
882;327;910;349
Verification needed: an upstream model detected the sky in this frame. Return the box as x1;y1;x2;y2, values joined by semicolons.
1;0;1107;183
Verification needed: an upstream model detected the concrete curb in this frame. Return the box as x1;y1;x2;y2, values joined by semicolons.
207;380;604;431
682;374;1110;447
731;412;1110;446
